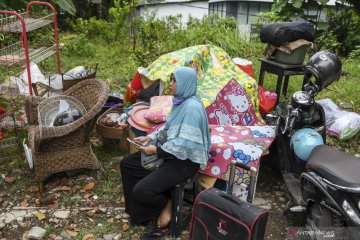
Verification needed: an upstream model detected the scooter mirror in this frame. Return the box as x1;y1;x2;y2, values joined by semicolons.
275;103;289;117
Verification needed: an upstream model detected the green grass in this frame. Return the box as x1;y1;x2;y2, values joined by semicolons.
92;144;123;203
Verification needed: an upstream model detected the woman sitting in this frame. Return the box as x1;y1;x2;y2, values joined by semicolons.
120;66;211;239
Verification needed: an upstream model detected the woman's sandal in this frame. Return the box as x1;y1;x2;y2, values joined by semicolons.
140;225;170;240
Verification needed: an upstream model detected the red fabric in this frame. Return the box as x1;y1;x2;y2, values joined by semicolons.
237;64;255;78
125;72;143;103
258;86;277;115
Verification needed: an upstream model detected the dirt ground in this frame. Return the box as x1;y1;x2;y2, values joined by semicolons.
0;135;307;240
256;161;307;239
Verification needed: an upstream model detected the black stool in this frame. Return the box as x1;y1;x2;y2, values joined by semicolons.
170;175;201;238
258;58;305;103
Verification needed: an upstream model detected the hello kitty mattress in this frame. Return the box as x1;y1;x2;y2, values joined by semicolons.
206;78;262;126
198;125;276;182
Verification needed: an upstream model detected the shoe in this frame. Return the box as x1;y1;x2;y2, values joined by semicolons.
140;225;169;240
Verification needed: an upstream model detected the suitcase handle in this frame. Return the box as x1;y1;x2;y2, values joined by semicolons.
228;160;257;198
218;191;246;206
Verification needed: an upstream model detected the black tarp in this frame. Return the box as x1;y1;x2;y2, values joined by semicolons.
260;18;315;47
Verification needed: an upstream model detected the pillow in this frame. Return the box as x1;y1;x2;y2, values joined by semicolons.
144;96;173;123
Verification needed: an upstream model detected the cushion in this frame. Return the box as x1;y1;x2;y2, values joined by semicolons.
144;96;173;123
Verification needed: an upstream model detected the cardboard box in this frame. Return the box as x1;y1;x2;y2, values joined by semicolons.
274;44;309;65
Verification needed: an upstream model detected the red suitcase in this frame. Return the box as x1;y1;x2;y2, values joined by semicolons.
188;161;269;240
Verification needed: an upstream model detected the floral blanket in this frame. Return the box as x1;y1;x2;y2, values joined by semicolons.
138;44;263;123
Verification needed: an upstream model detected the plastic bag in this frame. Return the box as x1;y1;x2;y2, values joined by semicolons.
317;98;360;140
22;62;46;85
258;85;277;115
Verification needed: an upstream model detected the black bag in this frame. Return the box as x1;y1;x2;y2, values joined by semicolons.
141;130;167;170
260;18;315;47
189;188;268;240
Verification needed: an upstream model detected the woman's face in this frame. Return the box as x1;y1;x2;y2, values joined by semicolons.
168;74;177;96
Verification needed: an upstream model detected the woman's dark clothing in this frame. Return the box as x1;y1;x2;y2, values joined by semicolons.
120;151;200;226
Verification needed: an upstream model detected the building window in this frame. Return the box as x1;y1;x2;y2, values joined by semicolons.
209;3;214;15
209;2;227;17
236;2;272;25
209;1;272;24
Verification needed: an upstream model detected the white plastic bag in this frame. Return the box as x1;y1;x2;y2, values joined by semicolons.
22;62;46;85
317;98;360;140
10;76;30;95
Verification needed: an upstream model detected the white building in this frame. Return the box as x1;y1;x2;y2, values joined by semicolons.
137;0;341;28
137;0;209;24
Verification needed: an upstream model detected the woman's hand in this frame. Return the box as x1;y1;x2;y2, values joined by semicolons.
139;145;157;155
134;136;151;146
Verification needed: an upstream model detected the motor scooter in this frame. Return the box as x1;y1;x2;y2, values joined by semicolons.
268;50;360;239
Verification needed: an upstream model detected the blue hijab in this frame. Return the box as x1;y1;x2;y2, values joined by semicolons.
161;66;211;166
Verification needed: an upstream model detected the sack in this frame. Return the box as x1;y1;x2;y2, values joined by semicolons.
141;130;167;170
145;96;173;123
260;18;315;47
125;72;142;103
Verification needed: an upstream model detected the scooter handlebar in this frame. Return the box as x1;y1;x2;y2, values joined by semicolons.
287;109;300;131
288;116;297;130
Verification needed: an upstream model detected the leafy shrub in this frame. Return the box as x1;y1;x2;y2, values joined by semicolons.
68;17;116;42
133;14;263;66
108;0;131;40
322;8;360;56
63;33;96;57
316;32;341;53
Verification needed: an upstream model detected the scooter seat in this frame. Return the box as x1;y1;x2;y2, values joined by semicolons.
306;145;360;189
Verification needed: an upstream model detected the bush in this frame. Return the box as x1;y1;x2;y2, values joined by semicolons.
322;8;360;57
133;14;263;66
63;33;96;57
68;17;116;42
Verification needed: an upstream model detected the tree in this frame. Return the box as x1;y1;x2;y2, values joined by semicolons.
0;0;76;15
273;0;360;13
